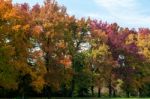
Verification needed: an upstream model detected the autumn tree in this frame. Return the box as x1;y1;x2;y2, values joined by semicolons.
0;1;47;97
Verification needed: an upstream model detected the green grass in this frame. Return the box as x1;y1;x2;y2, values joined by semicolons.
14;98;150;99
52;97;150;99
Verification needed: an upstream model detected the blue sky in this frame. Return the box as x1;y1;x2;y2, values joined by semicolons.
13;0;150;29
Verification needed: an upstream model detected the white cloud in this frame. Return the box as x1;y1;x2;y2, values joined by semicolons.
94;0;138;15
86;13;118;23
93;0;150;28
94;0;136;8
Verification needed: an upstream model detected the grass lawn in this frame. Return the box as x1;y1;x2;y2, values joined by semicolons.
13;98;150;99
52;97;150;99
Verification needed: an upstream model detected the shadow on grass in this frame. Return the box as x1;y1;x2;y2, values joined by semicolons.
12;97;150;99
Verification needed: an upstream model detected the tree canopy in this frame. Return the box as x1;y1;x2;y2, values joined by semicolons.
0;0;150;98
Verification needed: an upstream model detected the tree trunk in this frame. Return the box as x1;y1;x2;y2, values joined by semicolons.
138;88;142;97
63;84;67;97
47;91;51;99
126;90;130;98
44;86;51;99
108;79;112;97
113;89;116;97
22;91;24;99
91;86;94;96
69;78;75;97
98;87;101;97
108;85;112;97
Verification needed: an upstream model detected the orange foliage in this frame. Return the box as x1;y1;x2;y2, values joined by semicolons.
12;25;21;31
60;55;72;68
31;76;46;93
32;25;43;36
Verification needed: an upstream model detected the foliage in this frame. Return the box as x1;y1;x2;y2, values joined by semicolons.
0;0;150;98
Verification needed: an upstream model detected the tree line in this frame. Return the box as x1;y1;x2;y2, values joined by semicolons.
1;0;150;98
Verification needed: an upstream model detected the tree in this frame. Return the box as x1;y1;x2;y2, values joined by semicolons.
0;0;19;91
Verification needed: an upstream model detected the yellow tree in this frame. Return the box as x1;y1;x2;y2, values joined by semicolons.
0;1;47;97
0;0;19;91
88;23;115;97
